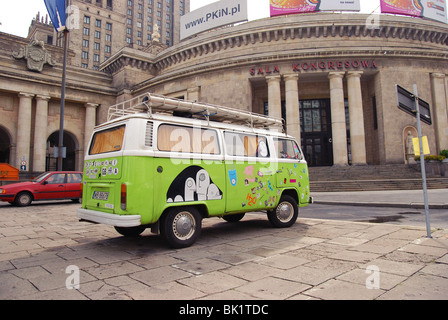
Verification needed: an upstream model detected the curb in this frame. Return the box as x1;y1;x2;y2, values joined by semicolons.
314;200;448;210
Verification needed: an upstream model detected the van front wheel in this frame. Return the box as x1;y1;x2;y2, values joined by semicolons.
161;207;202;248
267;195;298;228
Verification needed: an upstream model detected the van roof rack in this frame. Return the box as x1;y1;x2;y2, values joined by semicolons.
107;93;284;130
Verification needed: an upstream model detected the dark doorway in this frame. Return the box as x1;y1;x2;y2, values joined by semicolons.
46;131;77;171
300;99;333;167
0;126;11;164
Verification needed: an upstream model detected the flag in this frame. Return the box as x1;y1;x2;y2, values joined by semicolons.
44;0;67;32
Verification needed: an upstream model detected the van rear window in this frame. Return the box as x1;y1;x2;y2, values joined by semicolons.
89;125;125;155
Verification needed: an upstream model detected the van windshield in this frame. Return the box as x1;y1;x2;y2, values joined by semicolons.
89;125;125;155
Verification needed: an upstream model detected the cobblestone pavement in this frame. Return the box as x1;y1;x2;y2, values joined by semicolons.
1;201;447;300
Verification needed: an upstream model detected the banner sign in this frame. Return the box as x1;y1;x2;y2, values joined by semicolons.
180;0;248;40
44;0;67;32
380;0;447;23
270;0;360;17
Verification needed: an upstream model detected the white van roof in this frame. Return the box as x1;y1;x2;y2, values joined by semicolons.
107;93;284;130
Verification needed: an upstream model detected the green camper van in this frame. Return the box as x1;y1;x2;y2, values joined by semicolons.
78;93;311;248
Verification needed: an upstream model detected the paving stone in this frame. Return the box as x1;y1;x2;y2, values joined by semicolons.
198;290;257;300
277;265;342;286
220;262;279;282
209;252;260;265
398;243;448;257
130;266;192;286
256;254;310;270
378;273;448;300
178;271;248;294
329;249;381;263
304;279;385;300
0;272;39;299
388;229;427;240
21;287;89;300
360;258;424;277
420;263;448;278
235;276;311;299
336;268;407;290
172;258;230;275
84;261;144;280
79;280;132;300
436;254;448;264
327;237;370;247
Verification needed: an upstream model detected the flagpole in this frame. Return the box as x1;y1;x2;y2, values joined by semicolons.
57;0;69;171
58;27;68;171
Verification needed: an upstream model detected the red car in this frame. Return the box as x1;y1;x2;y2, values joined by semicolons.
0;171;83;206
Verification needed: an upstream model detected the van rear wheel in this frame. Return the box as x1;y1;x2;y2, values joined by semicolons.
161;207;202;248
267;195;298;228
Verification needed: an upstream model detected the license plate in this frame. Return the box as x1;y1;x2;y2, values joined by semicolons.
93;191;109;201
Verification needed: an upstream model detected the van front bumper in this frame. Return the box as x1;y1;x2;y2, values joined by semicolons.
77;208;141;227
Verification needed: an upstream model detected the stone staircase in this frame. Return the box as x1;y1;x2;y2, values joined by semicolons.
309;164;448;192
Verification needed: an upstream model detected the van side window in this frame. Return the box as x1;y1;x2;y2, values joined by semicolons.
89;125;125;155
274;138;303;160
224;132;270;158
157;124;220;155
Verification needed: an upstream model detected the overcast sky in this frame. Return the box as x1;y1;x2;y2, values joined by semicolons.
0;0;381;38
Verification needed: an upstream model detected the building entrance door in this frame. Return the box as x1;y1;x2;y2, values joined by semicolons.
0;126;11;164
46;131;77;171
300;99;333;167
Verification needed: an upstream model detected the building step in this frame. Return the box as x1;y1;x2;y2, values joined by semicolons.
308;164;448;192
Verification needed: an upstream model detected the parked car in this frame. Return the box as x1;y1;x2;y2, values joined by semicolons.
0;171;83;206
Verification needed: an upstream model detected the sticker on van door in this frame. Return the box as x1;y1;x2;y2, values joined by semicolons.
167;166;223;203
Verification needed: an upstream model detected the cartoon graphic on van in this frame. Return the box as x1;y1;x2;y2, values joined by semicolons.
166;166;223;203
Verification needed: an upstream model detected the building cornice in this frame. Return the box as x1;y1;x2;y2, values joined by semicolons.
100;13;448;91
156;13;448;70
100;47;158;74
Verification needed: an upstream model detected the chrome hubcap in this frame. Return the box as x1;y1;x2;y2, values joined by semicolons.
173;212;195;240
276;202;293;222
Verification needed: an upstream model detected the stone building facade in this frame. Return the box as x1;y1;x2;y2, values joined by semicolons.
28;0;190;70
0;32;115;172
1;13;447;172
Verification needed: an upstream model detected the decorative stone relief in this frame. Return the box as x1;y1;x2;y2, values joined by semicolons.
12;39;55;72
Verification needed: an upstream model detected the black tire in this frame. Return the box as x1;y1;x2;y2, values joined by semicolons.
267;195;298;228
14;192;33;207
161;206;202;248
222;213;245;223
114;226;146;237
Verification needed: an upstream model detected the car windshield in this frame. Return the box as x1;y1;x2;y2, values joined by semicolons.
32;172;52;183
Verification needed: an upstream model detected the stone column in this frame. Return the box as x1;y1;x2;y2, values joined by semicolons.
328;72;348;166
33;95;50;172
84;103;98;153
430;73;448;153
347;71;367;165
16;93;34;171
284;73;301;143
266;75;282;121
